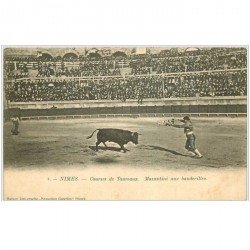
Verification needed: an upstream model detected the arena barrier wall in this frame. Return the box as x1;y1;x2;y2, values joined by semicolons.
4;97;247;121
6;96;247;110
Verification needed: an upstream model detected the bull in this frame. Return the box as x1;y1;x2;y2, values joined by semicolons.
86;128;140;152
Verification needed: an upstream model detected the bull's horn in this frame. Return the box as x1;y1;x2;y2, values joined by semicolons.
137;133;142;135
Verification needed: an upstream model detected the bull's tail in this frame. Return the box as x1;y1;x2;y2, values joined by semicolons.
86;129;99;139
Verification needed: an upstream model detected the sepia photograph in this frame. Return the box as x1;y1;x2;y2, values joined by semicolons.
2;46;247;200
1;1;250;250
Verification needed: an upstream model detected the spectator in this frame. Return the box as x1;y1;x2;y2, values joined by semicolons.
5;70;247;102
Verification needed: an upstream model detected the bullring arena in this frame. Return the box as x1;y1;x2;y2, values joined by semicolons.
3;47;247;200
3;115;247;169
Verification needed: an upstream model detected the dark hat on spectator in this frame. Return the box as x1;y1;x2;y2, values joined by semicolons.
180;116;190;122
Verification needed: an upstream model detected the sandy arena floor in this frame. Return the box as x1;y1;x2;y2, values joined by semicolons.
3;117;247;170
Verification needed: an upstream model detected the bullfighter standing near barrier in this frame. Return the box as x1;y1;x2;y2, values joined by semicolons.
164;116;203;158
11;116;20;135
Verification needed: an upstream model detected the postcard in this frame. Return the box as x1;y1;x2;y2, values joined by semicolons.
3;46;247;200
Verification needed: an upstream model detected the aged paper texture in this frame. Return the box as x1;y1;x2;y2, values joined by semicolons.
3;47;247;200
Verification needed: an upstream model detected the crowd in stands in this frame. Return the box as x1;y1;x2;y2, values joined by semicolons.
6;70;246;102
5;72;29;80
163;71;246;98
4;48;247;78
36;61;122;77
128;51;247;74
4;48;247;102
4;62;29;79
151;47;246;58
33;49;245;76
151;53;247;73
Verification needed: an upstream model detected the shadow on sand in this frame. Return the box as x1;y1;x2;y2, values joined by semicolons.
139;145;190;157
93;156;119;164
89;146;129;152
